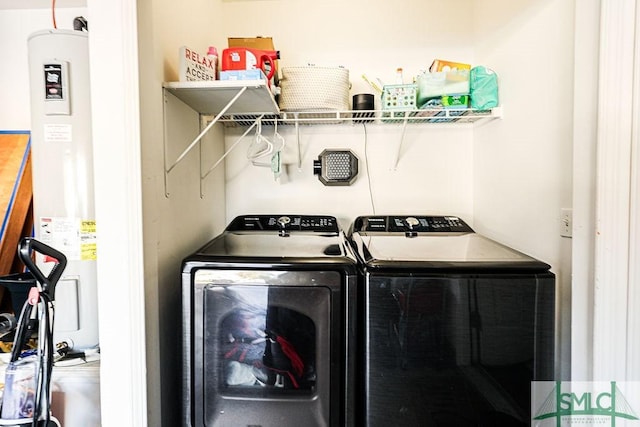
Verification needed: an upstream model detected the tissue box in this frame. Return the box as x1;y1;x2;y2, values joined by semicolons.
429;59;471;73
219;69;266;81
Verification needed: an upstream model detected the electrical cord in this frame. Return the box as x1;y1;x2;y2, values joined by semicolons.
362;123;376;214
51;0;57;29
33;291;54;427
10;298;34;364
33;304;44;427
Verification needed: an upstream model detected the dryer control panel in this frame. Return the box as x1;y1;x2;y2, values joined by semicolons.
227;215;340;234
352;215;473;233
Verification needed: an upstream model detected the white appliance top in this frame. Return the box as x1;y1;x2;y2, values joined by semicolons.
358;233;532;262
349;215;550;271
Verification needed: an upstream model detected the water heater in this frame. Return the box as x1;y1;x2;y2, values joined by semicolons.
27;29;98;350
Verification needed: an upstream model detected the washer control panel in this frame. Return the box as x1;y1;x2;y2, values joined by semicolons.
227;215;339;233
353;215;473;233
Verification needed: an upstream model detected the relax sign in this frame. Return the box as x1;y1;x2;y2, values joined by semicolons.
179;46;216;82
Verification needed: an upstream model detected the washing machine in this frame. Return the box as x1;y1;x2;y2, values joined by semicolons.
181;215;358;427
349;215;556;427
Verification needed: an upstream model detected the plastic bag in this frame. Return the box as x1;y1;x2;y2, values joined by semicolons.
1;356;38;420
470;66;499;109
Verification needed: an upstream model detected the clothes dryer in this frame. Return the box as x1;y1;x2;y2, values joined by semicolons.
182;215;358;427
349;215;555;427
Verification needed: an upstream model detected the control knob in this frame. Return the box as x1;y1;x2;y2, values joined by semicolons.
405;217;419;229
277;216;291;237
277;216;291;227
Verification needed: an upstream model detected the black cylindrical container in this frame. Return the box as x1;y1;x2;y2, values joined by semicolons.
352;93;375;123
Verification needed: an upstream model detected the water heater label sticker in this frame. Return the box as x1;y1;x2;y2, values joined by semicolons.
39;217;97;261
80;220;97;261
43;123;72;143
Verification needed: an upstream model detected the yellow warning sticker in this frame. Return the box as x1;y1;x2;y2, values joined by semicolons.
80;219;97;261
81;242;97;261
81;220;97;234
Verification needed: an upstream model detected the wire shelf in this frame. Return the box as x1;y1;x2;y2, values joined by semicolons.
162;80;503;197
216;107;502;127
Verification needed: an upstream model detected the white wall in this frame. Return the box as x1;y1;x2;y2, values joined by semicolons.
216;0;475;96
0;7;86;130
571;0;599;381
220;0;477;225
224;125;474;227
471;0;574;380
137;0;228;425
472;0;573;262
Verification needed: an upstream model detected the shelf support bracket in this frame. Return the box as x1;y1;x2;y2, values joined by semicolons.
393;115;409;170
295;113;302;170
201;114;265;183
164;86;248;197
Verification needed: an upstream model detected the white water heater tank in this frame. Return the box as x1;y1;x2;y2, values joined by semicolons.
27;29;99;350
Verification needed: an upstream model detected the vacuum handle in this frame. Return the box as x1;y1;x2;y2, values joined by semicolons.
18;237;67;296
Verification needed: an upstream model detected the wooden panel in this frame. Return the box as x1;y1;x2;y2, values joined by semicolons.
0;132;33;279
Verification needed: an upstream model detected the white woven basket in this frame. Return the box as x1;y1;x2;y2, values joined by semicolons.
278;66;350;112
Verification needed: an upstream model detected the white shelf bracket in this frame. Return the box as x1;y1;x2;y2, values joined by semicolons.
393;115;410;170
294;113;302;170
201;114;265;182
163;86;248;197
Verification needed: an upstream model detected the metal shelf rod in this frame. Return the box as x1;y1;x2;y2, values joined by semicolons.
166;86;248;174
202;114;264;180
